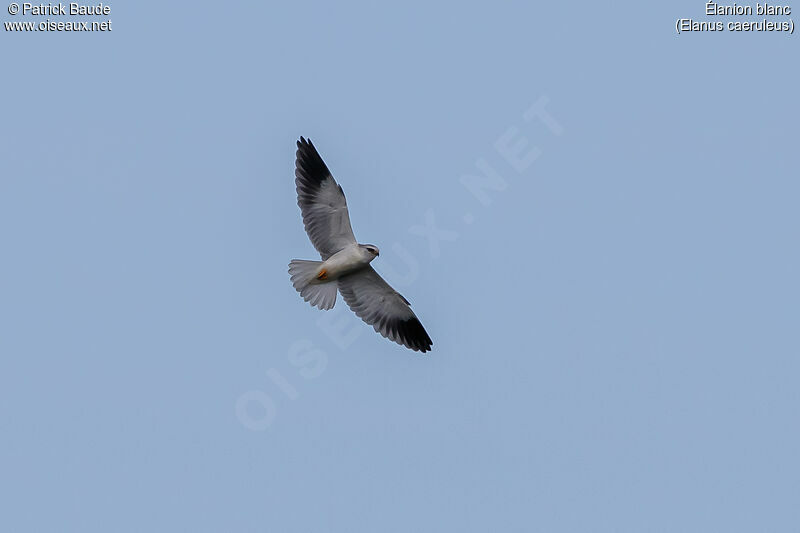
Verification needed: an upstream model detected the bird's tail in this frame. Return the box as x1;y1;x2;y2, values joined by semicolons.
288;259;337;310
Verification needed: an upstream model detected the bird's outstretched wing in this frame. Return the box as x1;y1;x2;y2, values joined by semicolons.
295;137;357;259
338;266;433;353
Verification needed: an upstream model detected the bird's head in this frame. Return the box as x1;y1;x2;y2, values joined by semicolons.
360;244;380;261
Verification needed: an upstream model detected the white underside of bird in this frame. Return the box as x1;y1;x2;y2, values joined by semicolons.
312;244;376;282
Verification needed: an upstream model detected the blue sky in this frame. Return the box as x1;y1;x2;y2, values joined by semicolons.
1;1;798;531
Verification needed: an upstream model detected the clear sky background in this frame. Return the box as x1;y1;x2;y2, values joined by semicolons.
1;1;798;531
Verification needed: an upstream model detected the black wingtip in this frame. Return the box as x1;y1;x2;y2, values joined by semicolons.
295;137;331;185
400;317;433;353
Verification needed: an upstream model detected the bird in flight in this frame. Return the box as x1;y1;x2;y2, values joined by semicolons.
288;137;433;353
